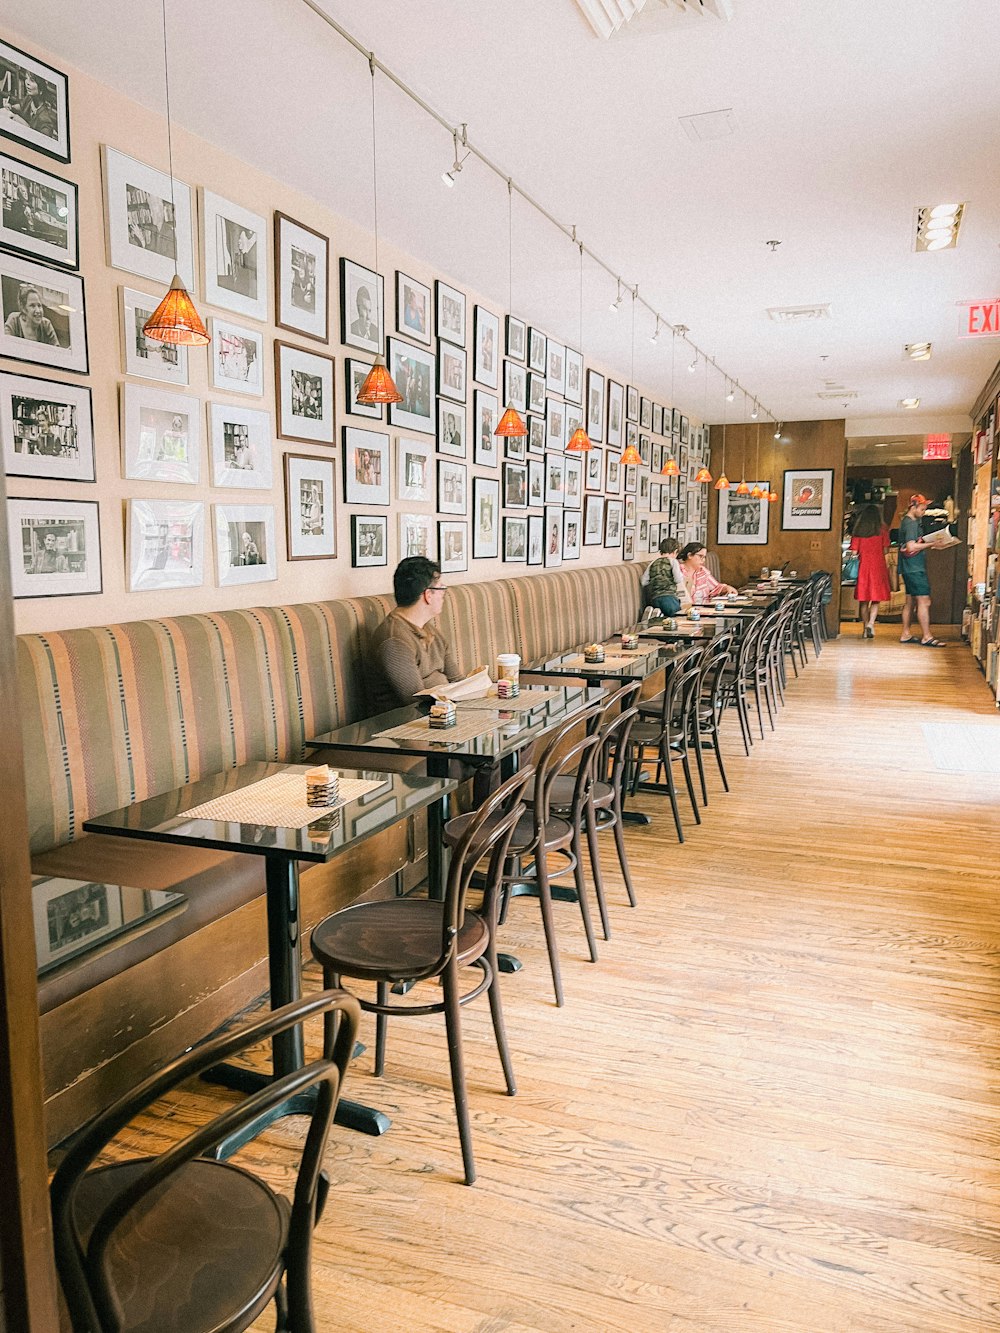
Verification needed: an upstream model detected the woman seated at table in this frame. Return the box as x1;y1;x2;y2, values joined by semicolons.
678;542;737;605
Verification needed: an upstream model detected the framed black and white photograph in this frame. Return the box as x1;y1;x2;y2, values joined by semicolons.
527;372;545;416
605;497;624;548
562;507;581;560
652;403;664;436
607;380;623;450
472;475;499;559
546;339;565;397
528;457;544;506
583;493;605;546
473;389;498;467
201;190;266;322
545;397;565;453
437;458;467;515
545;505;563;568
544;452;565;505
503;359;527;414
399;511;434;560
585;446;603;492
275;340;335;445
120;286;188;385
435;279;466;347
284;452;335;561
606;451;621;495
274;211;328;343
342;425;390;505
344;356;381;420
527;513;544;566
527;414;545;456
640;396;652;430
8;496;100;598
437;400;466;457
209;318;264;397
505;315;526;363
0;151;77;269
623;528;635;561
503;459;527;508
1;371;94;482
586;368;605;443
717;485;769;545
127;498;204;591
527;326;546;374
214;503;276;585
437;340;466;403
351;514;387;568
209;402;272;489
387;337;434;434
0;41;69;162
503;515;527;563
340;256;384;355
564;347;583;406
396;435;433;502
626;385;639;422
396;270;431;346
122;382;200;484
782;468;834;530
473;305;499;389
438;520;468;573
102;146;193;289
564;455;583;510
0;252;87;373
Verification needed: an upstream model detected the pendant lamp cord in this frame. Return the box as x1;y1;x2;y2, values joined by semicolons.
159;0;178;267
369;53;379;276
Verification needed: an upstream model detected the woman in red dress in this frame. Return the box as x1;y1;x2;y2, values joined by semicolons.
849;504;892;637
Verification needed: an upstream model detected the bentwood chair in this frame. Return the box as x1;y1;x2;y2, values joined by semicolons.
628;647;704;842
50;990;360;1333
311;767;533;1185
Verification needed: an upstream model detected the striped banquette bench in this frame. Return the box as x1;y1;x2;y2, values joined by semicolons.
20;561;643;1144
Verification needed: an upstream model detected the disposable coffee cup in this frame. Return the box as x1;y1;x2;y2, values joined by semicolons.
496;653;520;688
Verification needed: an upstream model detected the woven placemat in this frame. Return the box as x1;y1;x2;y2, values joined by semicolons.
458;688;562;712
372;713;497;745
183;771;383;829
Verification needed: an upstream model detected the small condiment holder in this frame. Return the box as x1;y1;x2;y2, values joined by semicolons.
583;643;605;664
429;700;457;729
496;676;520;699
620;632;639;651
305;765;339;808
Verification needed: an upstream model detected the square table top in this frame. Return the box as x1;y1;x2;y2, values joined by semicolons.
308;684;605;767
83;761;455;864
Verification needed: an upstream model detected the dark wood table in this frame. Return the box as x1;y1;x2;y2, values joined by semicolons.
84;759;455;1147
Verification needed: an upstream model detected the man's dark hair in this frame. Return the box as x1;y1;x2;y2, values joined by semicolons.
394;556;441;606
678;542;706;562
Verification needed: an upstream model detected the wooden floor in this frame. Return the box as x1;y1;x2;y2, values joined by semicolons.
116;625;1000;1331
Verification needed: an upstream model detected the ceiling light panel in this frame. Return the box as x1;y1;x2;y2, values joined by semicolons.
913;203;966;252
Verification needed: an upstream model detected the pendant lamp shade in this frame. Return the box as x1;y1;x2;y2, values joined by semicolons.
735;479;750;496
620;442;642;466
496;403;528;437
659;456;680;477
357;353;403;405
714;473;730;491
694;465;713;484
566;426;592;452
143;274;209;346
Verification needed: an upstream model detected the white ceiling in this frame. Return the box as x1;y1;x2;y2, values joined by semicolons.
8;0;1000;432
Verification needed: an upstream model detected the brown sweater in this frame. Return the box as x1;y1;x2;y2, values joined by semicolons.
368;608;459;713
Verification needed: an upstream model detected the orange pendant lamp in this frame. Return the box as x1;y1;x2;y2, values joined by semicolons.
143;0;209;348
357;57;402;407
564;236;592;452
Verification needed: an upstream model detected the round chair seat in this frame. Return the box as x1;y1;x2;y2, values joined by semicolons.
311;899;489;982
71;1159;286;1333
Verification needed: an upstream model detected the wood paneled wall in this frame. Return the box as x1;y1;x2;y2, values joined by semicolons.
708;420;847;629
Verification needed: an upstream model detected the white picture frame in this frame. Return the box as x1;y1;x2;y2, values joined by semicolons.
120;286;188;385
438;519;468;573
201;189;267;322
396;435;433;502
275;340;334;445
1;371;94;482
209;317;264;397
214;503;277;585
102;145;194;289
0;251;88;374
284;452;336;561
121;382;200;484
8;496;101;598
342;425;390;505
127;498;205;591
208;402;272;489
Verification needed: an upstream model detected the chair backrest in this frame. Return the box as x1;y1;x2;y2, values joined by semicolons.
50;990;360;1333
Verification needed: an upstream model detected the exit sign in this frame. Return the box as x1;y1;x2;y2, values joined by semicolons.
959;299;1000;337
923;434;951;460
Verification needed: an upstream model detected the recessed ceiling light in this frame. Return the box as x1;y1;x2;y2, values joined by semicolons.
904;341;932;360
914;203;966;252
899;397;920;409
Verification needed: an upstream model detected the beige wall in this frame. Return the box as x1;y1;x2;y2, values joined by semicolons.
3;30;699;635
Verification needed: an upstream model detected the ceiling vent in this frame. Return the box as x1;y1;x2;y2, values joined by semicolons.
573;0;732;40
679;108;738;142
767;304;832;323
817;389;858;400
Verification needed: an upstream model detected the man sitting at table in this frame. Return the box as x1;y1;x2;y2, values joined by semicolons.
369;556;461;712
678;542;738;604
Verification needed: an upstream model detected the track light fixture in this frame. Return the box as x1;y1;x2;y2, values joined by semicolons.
441;124;470;187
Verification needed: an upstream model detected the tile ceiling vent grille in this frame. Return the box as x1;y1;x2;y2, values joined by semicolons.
767;304;832;323
574;0;732;40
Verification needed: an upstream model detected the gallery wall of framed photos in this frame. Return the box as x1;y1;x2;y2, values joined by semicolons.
0;27;709;635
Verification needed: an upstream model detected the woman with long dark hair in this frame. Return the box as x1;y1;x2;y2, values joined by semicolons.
849;503;892;637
